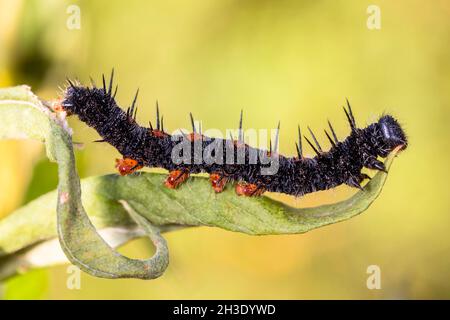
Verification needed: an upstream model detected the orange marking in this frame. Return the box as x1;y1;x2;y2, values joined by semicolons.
266;150;278;157
235;182;265;197
187;132;203;142
50;98;67;113
115;158;143;176
165;170;190;189
210;173;228;193
151;130;168;138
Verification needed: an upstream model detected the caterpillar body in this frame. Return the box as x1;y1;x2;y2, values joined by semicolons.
61;72;407;197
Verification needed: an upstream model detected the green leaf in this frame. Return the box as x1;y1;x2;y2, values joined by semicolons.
0;85;400;281
0;86;169;280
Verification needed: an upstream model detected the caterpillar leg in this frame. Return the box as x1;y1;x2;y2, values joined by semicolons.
165;170;190;189
235;182;265;197
209;173;228;193
115;158;143;176
346;173;372;190
346;177;363;190
365;157;388;173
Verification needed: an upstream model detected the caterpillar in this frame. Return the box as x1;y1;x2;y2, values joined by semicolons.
60;71;407;197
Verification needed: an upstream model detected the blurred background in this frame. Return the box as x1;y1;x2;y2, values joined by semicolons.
0;0;449;299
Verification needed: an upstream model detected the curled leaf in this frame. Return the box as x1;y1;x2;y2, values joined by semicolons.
0;86;169;280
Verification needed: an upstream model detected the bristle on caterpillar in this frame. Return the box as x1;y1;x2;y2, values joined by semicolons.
61;71;408;197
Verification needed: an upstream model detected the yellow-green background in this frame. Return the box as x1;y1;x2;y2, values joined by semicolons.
0;0;449;299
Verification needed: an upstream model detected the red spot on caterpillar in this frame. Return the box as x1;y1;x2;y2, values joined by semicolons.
115;158;142;176
266;150;278;157
235;182;265;197
50;98;68;114
187;132;203;142
210;173;228;193
150;130;168;138
165;170;190;189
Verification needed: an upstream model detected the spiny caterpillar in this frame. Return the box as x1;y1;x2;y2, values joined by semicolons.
60;71;407;197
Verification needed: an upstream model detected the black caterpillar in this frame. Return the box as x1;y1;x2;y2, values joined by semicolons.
61;71;407;197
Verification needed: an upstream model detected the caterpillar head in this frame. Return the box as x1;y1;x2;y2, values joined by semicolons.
377;115;408;154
